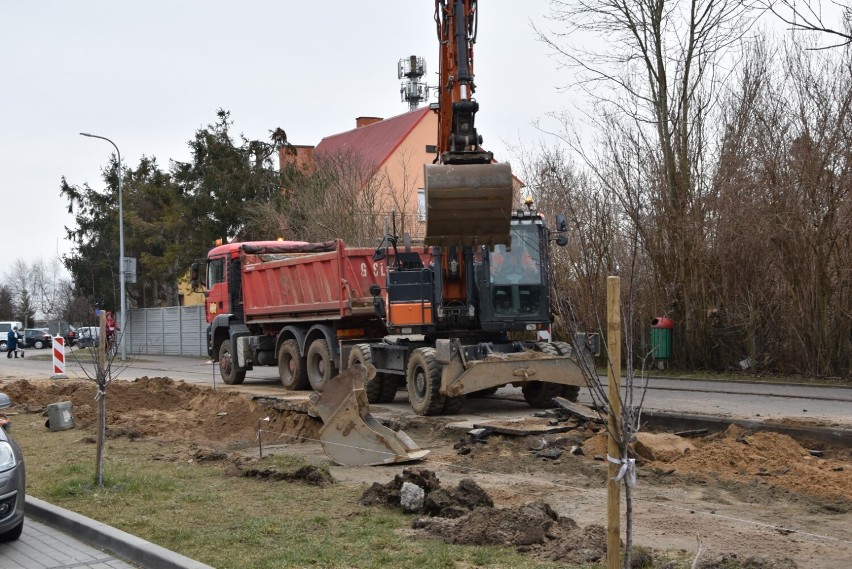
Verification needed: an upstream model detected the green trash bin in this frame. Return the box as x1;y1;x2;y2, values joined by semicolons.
650;317;674;360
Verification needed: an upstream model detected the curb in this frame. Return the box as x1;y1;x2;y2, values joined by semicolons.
25;496;214;569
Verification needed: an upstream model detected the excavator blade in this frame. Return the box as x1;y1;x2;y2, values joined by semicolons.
424;162;514;248
311;364;429;466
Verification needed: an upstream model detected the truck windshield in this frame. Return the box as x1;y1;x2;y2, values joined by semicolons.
488;224;542;315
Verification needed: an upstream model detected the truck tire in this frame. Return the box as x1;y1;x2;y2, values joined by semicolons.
348;344;397;404
406;348;445;416
278;339;308;390
306;339;337;392
551;341;581;402
219;340;246;385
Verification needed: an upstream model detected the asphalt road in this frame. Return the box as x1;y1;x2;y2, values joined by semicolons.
4;348;851;426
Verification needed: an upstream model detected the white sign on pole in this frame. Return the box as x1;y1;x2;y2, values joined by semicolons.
122;257;137;284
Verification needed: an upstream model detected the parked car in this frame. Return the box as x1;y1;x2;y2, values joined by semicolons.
0;392;24;541
22;329;52;350
76;326;100;349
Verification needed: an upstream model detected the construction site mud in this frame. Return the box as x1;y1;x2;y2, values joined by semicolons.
2;376;850;568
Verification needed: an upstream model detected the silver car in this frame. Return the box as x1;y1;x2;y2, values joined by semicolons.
0;393;24;541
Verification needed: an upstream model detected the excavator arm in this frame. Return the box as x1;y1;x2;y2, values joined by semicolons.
424;0;514;248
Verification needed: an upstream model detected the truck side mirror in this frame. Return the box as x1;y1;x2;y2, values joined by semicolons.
190;261;206;290
555;235;568;247
369;284;381;297
555;213;568;233
190;262;200;289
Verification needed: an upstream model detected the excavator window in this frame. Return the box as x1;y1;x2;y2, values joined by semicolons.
487;225;542;315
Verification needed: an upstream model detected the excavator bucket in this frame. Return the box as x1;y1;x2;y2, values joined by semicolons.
424;162;514;248
311;364;429;466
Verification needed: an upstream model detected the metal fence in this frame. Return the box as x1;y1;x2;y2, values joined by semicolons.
125;306;207;357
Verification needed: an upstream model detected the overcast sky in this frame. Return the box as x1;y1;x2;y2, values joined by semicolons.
1;0;576;279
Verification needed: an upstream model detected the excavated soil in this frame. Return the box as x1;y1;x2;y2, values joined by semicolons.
2;376;851;568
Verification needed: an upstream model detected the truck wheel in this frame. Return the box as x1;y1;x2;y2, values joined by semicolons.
278;339;308;390
219;340;246;385
348;344;397;403
406;348;445;416
306;339;337;392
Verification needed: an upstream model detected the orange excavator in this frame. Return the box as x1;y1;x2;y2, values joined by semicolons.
424;0;514;249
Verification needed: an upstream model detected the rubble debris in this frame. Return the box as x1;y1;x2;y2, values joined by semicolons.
400;482;425;513
553;397;601;423
633;432;697;462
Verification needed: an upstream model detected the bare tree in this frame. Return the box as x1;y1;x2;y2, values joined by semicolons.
536;0;752;368
755;0;852;48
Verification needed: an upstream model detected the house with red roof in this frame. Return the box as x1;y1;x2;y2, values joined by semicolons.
279;106;521;242
280;107;438;240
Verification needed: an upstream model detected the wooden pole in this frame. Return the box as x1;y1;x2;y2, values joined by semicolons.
96;309;107;485
606;276;622;568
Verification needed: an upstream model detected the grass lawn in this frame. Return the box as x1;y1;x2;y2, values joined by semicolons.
17;422;585;569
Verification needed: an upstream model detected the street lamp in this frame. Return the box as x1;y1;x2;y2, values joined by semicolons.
80;132;127;361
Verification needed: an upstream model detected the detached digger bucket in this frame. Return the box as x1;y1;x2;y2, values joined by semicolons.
311;364;429;466
424;162;514;247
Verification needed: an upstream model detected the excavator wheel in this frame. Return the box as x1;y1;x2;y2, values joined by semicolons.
348;344;397;404
278;339;309;390
306;338;337;392
551;341;581;402
406;348;445;416
522;382;565;408
442;395;466;415
522;342;570;407
218;340;246;385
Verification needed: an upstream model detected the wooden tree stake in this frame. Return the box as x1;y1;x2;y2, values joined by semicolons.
607;276;621;568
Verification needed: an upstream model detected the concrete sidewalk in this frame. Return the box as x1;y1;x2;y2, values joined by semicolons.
24;496;213;569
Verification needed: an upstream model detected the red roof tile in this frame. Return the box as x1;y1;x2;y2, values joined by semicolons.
315;107;432;173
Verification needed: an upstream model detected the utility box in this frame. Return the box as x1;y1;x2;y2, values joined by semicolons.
650;317;674;360
46;401;75;431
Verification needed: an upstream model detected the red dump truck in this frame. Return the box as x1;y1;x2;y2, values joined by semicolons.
194;206;596;418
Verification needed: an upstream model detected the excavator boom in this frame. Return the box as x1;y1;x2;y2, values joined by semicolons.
425;0;514;247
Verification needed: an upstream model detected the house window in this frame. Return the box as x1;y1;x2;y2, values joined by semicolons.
417;189;426;222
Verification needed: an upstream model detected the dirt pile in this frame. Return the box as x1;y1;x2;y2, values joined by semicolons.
360;467;492;517
360;468;607;561
242;464;334;487
644;425;852;502
0;377;321;446
413;501;607;563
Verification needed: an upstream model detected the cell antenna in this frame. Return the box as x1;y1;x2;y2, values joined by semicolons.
398;55;429;110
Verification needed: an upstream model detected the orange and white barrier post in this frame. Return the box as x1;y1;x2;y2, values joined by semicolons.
51;336;68;379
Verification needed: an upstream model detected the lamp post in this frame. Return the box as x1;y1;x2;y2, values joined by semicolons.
80;132;127;361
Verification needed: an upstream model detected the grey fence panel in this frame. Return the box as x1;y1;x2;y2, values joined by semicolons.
126;306;207;357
